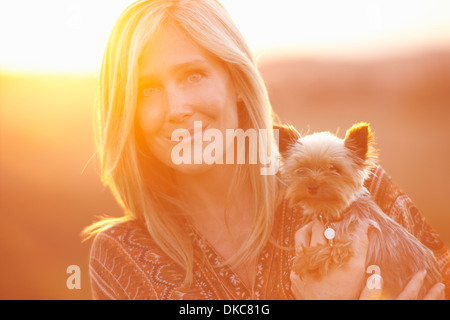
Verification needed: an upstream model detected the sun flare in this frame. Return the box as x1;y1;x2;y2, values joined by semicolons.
0;0;132;74
1;0;449;74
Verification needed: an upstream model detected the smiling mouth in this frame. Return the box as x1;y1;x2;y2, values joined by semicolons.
165;124;209;141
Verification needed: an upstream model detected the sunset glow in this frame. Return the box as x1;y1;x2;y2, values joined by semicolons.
1;0;450;300
0;0;132;74
1;0;450;74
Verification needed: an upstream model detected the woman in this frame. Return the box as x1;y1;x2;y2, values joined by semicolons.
84;0;448;299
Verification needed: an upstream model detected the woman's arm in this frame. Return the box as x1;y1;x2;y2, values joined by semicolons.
289;165;449;300
88;220;210;300
290;220;446;299
89;229;158;300
364;165;450;297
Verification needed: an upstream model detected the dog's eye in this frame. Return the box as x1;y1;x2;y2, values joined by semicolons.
328;164;340;174
295;168;306;175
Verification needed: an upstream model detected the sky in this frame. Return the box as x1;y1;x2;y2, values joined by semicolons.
1;0;450;74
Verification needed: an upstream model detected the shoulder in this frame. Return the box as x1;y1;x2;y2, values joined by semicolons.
90;219;156;268
89;219;184;299
90;219;154;254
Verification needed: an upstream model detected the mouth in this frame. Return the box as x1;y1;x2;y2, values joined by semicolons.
164;124;209;141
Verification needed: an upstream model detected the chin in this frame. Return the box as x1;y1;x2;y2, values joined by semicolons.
169;162;216;176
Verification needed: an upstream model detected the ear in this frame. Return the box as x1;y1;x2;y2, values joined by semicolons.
344;122;373;161
273;123;301;155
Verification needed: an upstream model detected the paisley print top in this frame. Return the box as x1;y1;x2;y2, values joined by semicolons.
88;166;450;299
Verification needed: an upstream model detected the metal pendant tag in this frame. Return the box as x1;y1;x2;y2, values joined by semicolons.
324;227;336;240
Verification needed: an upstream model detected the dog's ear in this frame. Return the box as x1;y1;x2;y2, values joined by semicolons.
344;122;373;161
273;123;301;156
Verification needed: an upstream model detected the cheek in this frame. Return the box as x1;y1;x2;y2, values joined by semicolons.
212;93;238;128
194;85;226;116
136;101;173;166
222;82;239;125
136;100;165;136
147;136;174;165
200;75;238;125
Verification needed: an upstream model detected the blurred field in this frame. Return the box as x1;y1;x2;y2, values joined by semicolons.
1;49;449;299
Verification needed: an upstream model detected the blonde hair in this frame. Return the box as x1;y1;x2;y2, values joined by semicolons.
83;0;281;285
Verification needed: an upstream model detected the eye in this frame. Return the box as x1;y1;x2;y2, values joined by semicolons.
328;164;340;174
186;72;204;84
142;86;160;97
295;168;306;175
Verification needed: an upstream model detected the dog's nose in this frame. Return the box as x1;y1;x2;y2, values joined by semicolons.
307;184;319;194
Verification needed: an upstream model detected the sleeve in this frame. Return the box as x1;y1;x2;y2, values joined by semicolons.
365;165;450;297
88;230;158;300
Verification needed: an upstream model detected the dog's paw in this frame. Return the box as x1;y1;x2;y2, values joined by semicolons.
293;241;354;280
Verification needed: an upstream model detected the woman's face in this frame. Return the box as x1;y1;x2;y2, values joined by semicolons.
136;23;239;174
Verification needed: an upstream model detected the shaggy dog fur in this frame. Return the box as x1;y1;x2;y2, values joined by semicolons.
277;122;442;299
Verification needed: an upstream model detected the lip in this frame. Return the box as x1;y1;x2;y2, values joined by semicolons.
164;124;209;141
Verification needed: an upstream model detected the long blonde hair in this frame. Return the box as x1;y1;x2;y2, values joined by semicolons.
83;0;281;286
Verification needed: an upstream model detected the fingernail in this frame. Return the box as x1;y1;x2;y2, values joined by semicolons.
440;283;446;299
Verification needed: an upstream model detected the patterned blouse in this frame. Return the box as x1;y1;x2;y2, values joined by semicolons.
88;166;450;299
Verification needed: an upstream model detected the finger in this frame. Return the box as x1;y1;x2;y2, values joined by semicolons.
290;271;304;300
352;224;369;268
294;221;314;252
396;270;427;300
310;220;326;247
423;283;446;300
352;223;370;262
354;222;369;243
359;274;384;300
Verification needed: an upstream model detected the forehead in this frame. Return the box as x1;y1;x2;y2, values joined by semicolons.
139;23;217;78
292;133;347;165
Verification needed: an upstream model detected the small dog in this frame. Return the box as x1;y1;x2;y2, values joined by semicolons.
277;122;442;299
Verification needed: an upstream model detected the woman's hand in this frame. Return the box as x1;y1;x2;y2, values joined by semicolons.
359;270;446;300
290;219;446;300
290;219;369;300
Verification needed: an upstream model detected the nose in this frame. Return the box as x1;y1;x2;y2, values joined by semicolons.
166;86;193;123
307;184;320;194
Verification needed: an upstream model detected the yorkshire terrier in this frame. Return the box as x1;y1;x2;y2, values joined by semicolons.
276;122;442;299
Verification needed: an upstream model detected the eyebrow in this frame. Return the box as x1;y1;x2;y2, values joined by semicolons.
138;59;210;84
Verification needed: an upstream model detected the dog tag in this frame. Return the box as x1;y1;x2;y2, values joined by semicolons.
324;227;335;240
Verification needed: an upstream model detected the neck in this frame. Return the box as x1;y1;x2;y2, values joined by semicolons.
174;164;254;228
314;186;370;224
